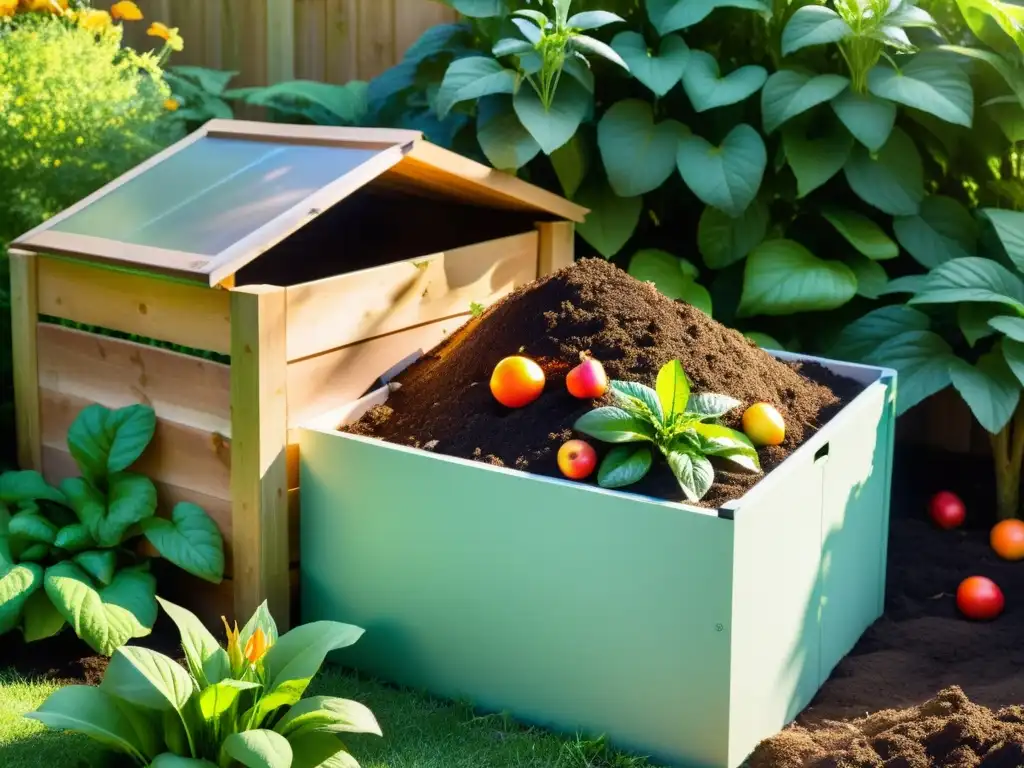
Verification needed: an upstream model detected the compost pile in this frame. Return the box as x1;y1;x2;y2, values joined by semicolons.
346;258;861;507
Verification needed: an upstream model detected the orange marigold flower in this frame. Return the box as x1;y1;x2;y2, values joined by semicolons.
163;98;179;111
78;8;111;31
0;0;17;17
19;0;67;12
110;0;142;20
243;628;269;664
146;20;169;39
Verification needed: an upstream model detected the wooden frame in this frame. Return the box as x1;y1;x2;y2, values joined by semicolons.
10;249;41;472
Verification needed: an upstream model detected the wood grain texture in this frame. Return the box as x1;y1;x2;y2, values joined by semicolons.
537;222;576;276
10;250;42;472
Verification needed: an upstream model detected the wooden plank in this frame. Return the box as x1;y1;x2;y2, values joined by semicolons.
203;119;420;148
230;286;291;629
395;0;458;55
537;221;575;275
37;324;231;435
326;0;358;84
287;443;300;490
285;232;538;362
20;232;211;282
266;0;296;83
295;0;328;81
287;316;456;429
37;256;232;356
10;250;42;472
356;0;395;79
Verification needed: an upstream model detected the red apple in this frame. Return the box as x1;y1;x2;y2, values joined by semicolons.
566;355;608;399
956;576;1004;621
929;491;966;530
557;440;597;480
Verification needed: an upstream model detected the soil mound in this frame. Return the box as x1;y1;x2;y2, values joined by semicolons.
347;257;861;507
748;687;1024;768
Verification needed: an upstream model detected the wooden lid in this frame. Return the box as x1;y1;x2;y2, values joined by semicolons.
12;119;588;286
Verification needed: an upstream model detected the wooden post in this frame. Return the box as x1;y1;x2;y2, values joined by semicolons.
536;221;576;276
230;285;290;628
10;250;42;472
266;0;295;84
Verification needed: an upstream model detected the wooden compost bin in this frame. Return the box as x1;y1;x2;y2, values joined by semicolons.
8;119;586;630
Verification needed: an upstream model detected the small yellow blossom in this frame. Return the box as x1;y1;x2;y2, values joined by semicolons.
147;21;183;51
77;9;112;32
221;617;245;676
163;98;178;111
0;0;18;18
244;628;269;664
19;0;67;12
110;0;141;20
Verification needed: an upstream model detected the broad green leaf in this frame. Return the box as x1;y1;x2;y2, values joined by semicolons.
781;6;852;55
686;393;742;418
59;477;105;535
24;685;149;762
830;90;897;151
829;306;931;361
21;588;66;642
54;523;94;553
990;315;1024;342
611;32;689;97
476;96;541;171
102;645;194;711
880;274;929;295
667;451;715;501
681;52;767;113
0;562;43;634
224;730;293;768
952;0;1024;55
844;128;924;215
981;209;1024;271
909;257;1024;312
9;510;57;544
609;380;666;424
567;10;625;30
1003;340;1024;386
513;76;591;154
698;200;769;269
493;37;534;57
156;597;231;687
199;679;262;720
141;502;224;584
656;360;690;420
574;407;656;443
574;179;642;259
511;17;543;45
648;0;769;34
275;695;383;739
599;100;688;197
893;195;978;268
745;331;785;350
822;208;899;260
572;35;629;70
562;56;595;92
68;404;156;485
738;240;858;317
550;133;589;199
690;423;760;472
867;54;973;127
96;472;157;547
596;446;653;489
447;0;505;16
45;562;157;656
150;756;219;767
782;116;853;197
240;601;281;650
959;304;1001;346
761;71;850;133
628;250;712;314
227;80;368;125
849;254;889;299
73;550;116;587
0;471;65;505
289;731;354;768
18;543;49;562
677;124;766;217
0;504;9;567
865;330;956;413
436;57;516;119
950;349;1020;433
937;45;1024;112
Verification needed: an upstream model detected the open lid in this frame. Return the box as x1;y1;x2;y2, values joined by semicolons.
12;120;588;287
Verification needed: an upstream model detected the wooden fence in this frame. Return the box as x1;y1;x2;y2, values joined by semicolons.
124;0;457;88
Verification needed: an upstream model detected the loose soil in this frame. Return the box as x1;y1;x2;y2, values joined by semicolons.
346;258;861;508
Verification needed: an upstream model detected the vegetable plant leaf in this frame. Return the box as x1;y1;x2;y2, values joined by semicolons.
596;446;654;489
493;38;534;56
690;423;760;472
849;254;889;299
980;209;1024;271
549;133;589;198
677;124;767;217
574;407;655;443
611;32;689;97
698;200;769;269
865;330;957;414
68;404;156;485
101;645;195;712
844;128;924;215
781;115;853;197
59;477;105;537
647;0;769;34
761;71;850;133
0;471;65;505
628;249;712;315
894;195;979;268
909;257;1024;313
288;731;354;768
73;550;117;587
513;76;591;154
667;451;715;501
574;178;642;259
610;380;666;424
830;90;897;151
821;208;899;260
9;510;58;545
24;685;149;762
598;100;688;197
738;240;858;317
990;316;1024;342
567;10;625;29
0;562;43;634
1003;339;1024;387
54;523;94;553
199;679;262;720
571;35;629;70
745;331;785;350
141;502;225;584
477;95;540;171
867;54;973;128
156;597;231;687
223;730;293;768
274;695;383;739
686;393;742;418
150;756;219;768
96;472;157;548
959;304;1002;347
435;57;516;119
21;587;67;642
781;6;853;56
681;52;767;113
829;305;931;361
656;360;690;420
949;349;1020;433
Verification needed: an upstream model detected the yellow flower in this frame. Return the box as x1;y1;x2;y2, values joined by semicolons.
221;617;245;675
244;628;269;664
163;98;179;111
147;21;184;51
0;0;17;18
110;0;141;20
19;0;66;12
78;9;112;32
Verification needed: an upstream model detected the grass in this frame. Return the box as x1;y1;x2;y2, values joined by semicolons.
0;666;657;768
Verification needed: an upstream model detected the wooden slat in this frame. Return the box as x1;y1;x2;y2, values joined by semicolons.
326;0;357;84
356;0;395;79
537;221;576;275
37;256;232;356
285;231;538;362
10;250;42;472
203;119;420;148
22;232;211;281
295;0;328;80
286;316;456;429
266;0;296;83
230;286;291;628
287;443;300;489
395;0;458;54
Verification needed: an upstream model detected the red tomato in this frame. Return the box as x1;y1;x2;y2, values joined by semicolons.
929;491;966;530
956;576;1004;621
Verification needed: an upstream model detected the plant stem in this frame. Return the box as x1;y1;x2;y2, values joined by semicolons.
990;401;1024;520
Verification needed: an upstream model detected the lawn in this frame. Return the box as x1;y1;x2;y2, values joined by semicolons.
0;667;655;768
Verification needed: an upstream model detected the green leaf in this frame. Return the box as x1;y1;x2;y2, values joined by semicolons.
761;71;850;133
513;76;591;154
240;601;281;651
865;330;956;414
599;100;688;197
687;393;742;419
745;331;785;350
436;57;516;119
24;685;149;763
54;523;94;553
909;257;1024;312
1003;340;1024;387
449;0;505;16
609;380;666;424
656;360;690;421
95;472;157;547
550;133;589;199
571;35;629;70
73;550;116;587
227;80;368;124
959;304;1001;346
880;274;929;295
476;95;541;172
493;38;534;57
990;315;1024;342
821;208;899;260
102;645;195;711
0;471;65;505
156;597;231;687
981;209;1024;271
628;249;712;314
781;6;852;56
848;254;889;299
199;679;261;720
140;502;224;584
45;562;157;656
893;195;979;268
150;756;219;768
829;306;932;361
667;451;715;501
867;54;973;127
611;32;689;97
573;407;655;443
681;52;767;113
937;45;1024;113
59;478;105;536
289;732;355;768
738;240;858;317
830;90;897;151
68;404;156;485
952;0;1024;54
0;562;43;634
574;179;642;259
18;543;49;562
950;349;1021;433
21;588;66;642
274;695;382;739
568;10;625;30
698;200;769;269
647;0;769;34
677;124;766;217
782;115;853;197
689;423;760;472
224;730;293;768
9;510;58;544
596;446;653;489
844;128;924;215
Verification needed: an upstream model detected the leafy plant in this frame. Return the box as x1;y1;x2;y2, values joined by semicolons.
26;597;381;767
0;403;225;655
573;360;760;500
